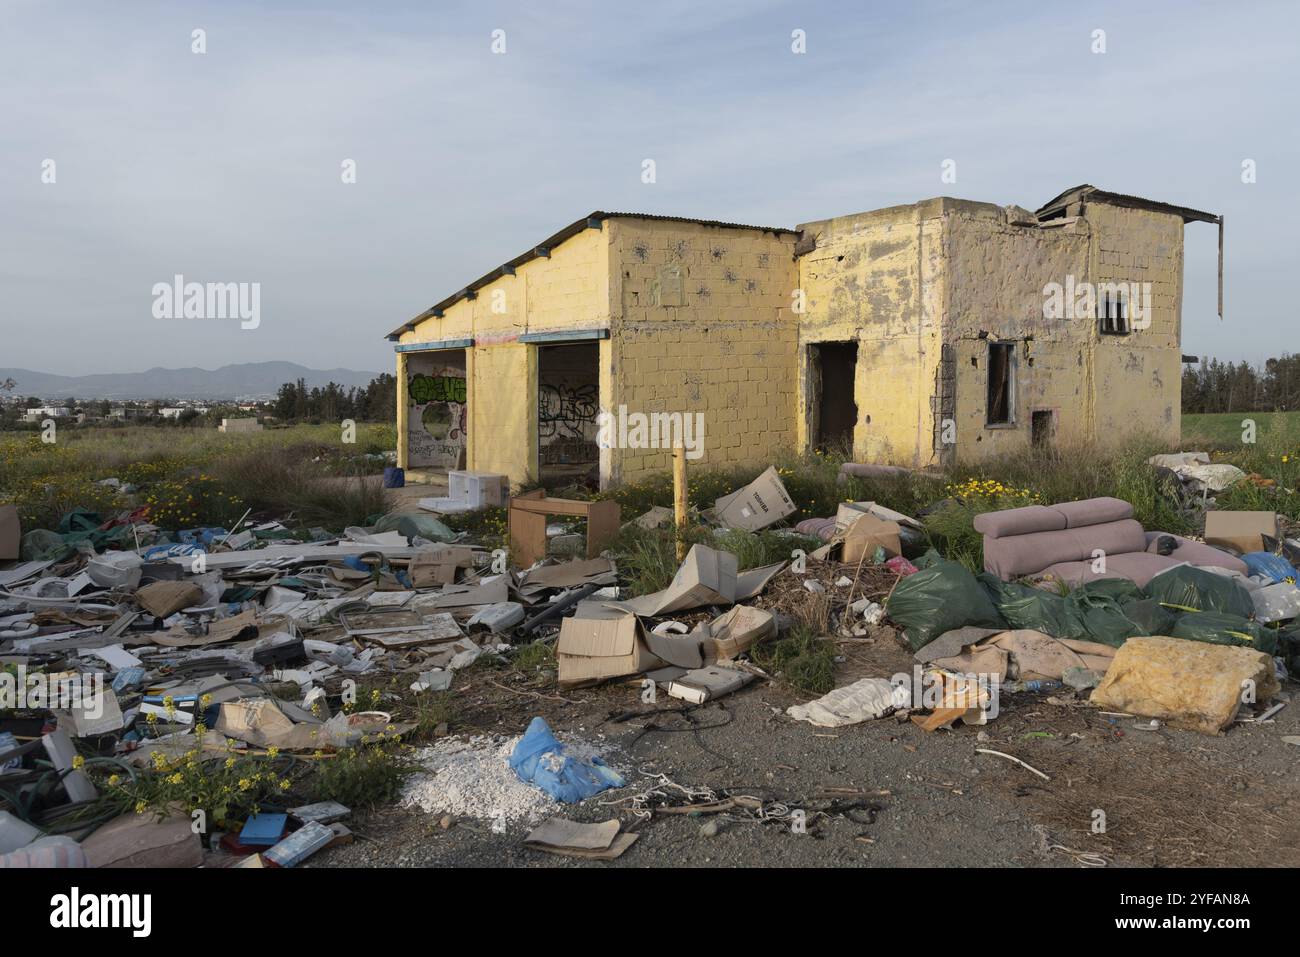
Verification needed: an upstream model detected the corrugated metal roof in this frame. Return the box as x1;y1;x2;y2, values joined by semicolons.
1036;184;1219;225
386;211;796;340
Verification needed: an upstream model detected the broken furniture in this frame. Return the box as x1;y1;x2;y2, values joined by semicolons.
975;496;1248;586
507;490;620;567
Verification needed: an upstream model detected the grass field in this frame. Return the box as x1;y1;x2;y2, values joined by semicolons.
1183;411;1300;449
3;413;1298;570
0;423;397;532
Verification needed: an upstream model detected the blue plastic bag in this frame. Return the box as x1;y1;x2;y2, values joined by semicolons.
1242;551;1297;584
509;717;624;803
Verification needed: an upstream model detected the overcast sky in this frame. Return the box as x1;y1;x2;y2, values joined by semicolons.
1;0;1294;377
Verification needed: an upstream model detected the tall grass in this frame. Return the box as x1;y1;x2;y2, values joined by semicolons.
210;451;391;529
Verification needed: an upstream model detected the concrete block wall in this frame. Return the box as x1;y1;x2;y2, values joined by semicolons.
795;202;946;468
605;218;799;483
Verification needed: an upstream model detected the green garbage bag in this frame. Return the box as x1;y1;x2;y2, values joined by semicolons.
21;528;73;562
980;576;1175;648
372;512;455;543
887;558;1006;652
980;577;1086;639
1169;611;1275;654
1279;624;1300;674
57;509;102;535
1145;565;1254;618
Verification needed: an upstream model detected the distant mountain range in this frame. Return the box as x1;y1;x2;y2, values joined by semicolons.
0;362;383;400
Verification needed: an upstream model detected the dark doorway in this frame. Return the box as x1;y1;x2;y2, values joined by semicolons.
986;342;1014;425
1031;409;1056;448
811;342;858;453
537;343;600;484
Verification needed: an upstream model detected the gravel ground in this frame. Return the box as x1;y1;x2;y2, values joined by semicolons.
313;629;1300;868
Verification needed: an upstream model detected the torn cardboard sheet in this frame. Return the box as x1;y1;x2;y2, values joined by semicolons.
713;466;796;531
926;629;1117;683
413;576;510;610
153;609;259;647
617;545;737;617
523;818;638;860
516;558;618;598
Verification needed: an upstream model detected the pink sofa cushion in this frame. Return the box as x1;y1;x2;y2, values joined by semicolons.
1054;497;1134;528
983;519;1148;579
1041;552;1182;588
1144;532;1248;575
973;505;1066;539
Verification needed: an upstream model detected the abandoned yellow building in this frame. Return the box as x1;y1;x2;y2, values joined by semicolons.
388;185;1221;488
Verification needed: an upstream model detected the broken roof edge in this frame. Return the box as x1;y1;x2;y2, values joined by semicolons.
385;211;798;340
1035;184;1220;225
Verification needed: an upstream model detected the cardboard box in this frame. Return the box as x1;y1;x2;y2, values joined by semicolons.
1204;511;1278;556
0;506;19;561
841;513;902;564
558;603;662;687
618;545;738;617
408;546;476;587
714;466;796;532
696;605;776;661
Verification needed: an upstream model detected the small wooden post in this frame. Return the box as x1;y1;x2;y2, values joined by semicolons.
673;444;688;561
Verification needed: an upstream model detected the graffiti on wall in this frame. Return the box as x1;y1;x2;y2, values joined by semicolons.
538;382;598;466
408;369;467;469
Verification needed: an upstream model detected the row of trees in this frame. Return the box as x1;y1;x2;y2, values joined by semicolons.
1181;354;1300;414
272;375;396;423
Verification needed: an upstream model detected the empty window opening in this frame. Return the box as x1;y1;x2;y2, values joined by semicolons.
810;341;858;453
538;343;600;484
986;342;1014;426
1099;288;1130;335
1031;410;1056;448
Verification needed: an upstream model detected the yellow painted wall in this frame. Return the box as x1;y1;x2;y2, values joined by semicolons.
395;226;612;481
394;199;1189;484
1086;204;1184;449
467;342;537;481
946;202;1183;462
605;218;799;483
945;203;1093;462
795;202;946;468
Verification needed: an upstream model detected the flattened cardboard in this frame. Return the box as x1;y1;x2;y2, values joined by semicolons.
0;506;19;561
735;561;787;600
617;545;738;617
841;513;901;564
714;466;796;531
557;602;662;687
517;558;618;597
1204;511;1278;556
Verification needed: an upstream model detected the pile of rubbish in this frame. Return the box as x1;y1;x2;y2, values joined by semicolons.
3;452;1298;867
